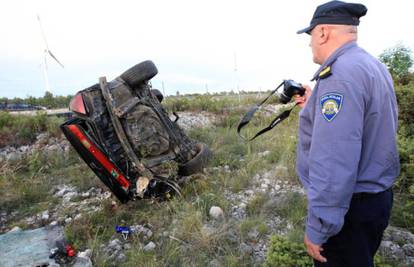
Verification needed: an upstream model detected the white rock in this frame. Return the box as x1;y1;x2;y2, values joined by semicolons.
146;229;153;238
49;221;58;226
73;257;93;267
55;185;76;198
41;210;49;221
65;217;73;224
8;226;21;233
258;150;271;157
102;191;111;199
47;144;59;152
143;241;156;251
6;152;21;162
19;145;29;153
78;249;92;259
245;190;254;196
273;184;281;191
63;192;78;202
36;133;49;142
25;216;36;225
209;206;224;220
115;253;126;261
131;224;144;234
108;239;122;249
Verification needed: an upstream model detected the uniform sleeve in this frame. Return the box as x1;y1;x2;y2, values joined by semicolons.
306;79;364;245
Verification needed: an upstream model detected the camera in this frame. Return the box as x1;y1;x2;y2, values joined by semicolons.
279;79;305;104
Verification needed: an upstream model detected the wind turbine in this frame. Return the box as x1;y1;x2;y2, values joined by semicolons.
37;15;64;94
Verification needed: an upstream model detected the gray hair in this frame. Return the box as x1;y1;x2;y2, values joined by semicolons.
331;25;358;34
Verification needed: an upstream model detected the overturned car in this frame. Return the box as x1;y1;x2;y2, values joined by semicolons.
61;61;211;203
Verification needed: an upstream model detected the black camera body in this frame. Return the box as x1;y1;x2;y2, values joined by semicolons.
279;79;305;104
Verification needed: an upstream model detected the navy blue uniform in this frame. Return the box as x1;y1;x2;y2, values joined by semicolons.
296;41;399;266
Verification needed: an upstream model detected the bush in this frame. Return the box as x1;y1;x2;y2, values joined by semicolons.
0;112;63;147
264;235;312;267
395;83;414;130
163;92;275;114
390;194;414;233
391;82;414;232
394;83;414;194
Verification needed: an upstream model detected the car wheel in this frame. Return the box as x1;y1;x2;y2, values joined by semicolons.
120;60;158;87
151;89;164;103
178;142;211;176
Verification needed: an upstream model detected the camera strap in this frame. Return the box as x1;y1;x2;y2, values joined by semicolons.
237;81;297;141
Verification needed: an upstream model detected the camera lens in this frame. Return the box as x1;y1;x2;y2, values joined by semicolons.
279;80;304;104
279;92;291;104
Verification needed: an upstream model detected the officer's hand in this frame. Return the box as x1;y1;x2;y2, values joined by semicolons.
294;85;312;108
304;234;327;263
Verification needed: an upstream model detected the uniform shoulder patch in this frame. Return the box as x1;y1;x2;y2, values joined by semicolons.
320;93;343;122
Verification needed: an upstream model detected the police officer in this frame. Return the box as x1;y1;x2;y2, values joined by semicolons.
294;1;400;266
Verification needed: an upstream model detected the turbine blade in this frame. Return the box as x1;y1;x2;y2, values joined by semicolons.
37;15;50;50
47;50;64;68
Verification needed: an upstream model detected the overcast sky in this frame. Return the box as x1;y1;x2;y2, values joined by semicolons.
1;0;413;98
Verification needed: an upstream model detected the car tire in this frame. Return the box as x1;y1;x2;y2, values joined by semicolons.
151;89;164;103
178;142;211;176
120;60;158;87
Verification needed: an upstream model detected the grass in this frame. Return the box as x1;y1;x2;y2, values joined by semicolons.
0;146;102;229
0;112;63;147
1;93;407;266
62;103;303;266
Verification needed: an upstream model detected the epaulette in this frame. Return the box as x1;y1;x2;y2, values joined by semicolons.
318;66;332;79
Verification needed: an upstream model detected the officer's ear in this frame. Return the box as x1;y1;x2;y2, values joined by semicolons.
318;25;330;44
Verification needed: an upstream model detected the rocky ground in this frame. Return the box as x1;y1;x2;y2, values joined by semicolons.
380;227;414;266
1;111;413;266
0;132;70;163
172;111;216;131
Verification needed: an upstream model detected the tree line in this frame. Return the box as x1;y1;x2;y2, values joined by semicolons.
0;91;72;109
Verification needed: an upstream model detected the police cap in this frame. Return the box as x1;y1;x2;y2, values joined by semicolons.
297;1;367;34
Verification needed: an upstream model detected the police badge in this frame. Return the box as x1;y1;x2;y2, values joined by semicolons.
320;93;343;122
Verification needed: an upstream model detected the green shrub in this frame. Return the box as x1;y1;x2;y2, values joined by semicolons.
0;112;63;147
374;254;395;267
391;193;414;233
395;83;414;132
264;235;312;267
45;116;64;137
163;92;275;114
392;82;414;232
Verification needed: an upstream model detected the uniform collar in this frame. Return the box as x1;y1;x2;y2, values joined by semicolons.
311;41;358;81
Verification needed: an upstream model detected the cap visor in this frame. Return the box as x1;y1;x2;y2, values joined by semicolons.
296;25;313;34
